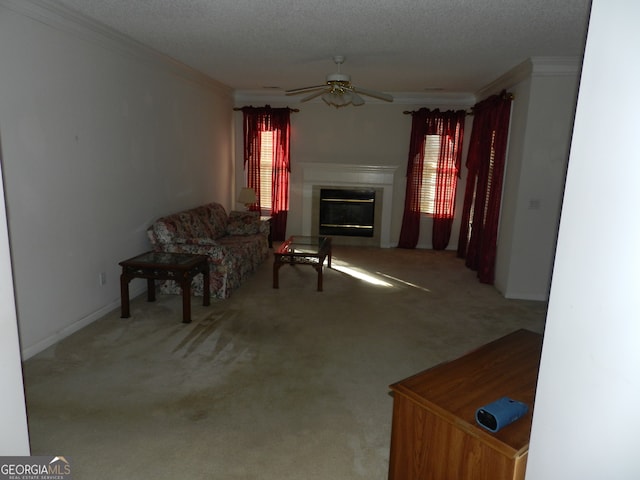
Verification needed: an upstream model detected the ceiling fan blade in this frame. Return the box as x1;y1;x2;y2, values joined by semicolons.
285;84;326;95
353;86;393;102
350;92;365;106
300;89;327;102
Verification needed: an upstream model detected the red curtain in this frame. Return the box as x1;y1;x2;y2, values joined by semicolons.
398;108;466;249
242;106;291;241
432;110;466;249
397;110;428;248
457;91;513;284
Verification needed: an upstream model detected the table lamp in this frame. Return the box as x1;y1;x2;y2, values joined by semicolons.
238;187;257;210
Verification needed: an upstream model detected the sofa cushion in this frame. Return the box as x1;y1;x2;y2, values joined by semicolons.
202;203;229;239
147;203;230;245
178;211;215;238
226;210;261;235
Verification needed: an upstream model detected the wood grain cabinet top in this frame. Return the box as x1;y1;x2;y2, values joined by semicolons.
388;329;544;480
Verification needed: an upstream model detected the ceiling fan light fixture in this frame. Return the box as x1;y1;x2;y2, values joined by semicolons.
321;92;335;106
286;55;393;107
322;91;351;108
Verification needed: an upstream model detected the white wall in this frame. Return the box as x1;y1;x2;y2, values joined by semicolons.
0;146;30;454
526;1;640;478
0;1;234;358
493;59;581;300
233;96;473;250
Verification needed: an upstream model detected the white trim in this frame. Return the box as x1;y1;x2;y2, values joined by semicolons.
234;89;476;107
503;292;549;302
530;56;583;76
21;286;145;360
476;56;582;99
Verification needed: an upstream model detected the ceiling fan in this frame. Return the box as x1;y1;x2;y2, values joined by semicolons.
285;56;393;107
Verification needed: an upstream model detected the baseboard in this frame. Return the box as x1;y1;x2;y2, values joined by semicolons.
21;285;145;360
503;292;549;302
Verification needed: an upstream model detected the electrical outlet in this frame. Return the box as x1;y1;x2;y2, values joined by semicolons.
99;272;107;286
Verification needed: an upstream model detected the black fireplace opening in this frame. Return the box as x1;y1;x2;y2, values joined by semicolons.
319;188;375;237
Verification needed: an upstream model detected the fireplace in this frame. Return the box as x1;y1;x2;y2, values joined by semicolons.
301;163;398;247
319;188;375;237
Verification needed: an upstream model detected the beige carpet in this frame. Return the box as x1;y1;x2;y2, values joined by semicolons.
22;246;547;479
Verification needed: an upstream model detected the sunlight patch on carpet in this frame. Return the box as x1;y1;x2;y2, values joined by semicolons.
377;273;432;292
331;261;393;287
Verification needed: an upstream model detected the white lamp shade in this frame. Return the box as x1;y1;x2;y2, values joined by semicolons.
238;187;257;204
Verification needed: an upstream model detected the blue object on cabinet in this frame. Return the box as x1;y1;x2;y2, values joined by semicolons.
476;397;529;432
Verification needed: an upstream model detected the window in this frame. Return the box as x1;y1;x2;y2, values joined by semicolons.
398;108;465;249
241;106;291;241
258;130;274;212
256;128;289;215
419;134;458;215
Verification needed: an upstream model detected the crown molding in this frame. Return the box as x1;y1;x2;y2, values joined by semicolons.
234;89;476;108
476;56;582;100
0;0;232;95
391;91;476;106
529;56;583;76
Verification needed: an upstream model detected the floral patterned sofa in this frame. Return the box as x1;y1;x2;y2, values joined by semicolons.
146;202;269;299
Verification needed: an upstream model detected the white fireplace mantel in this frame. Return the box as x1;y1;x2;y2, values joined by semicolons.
300;162;398;247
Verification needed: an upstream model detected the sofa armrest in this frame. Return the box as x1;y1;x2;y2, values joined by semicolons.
258;218;270;235
226;210;261;235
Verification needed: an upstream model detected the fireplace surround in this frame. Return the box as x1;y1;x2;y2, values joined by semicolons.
301;163;397;247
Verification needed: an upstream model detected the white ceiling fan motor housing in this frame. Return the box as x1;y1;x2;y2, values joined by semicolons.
327;73;350;83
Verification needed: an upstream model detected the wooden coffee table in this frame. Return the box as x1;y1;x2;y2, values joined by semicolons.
273;236;332;291
119;251;210;323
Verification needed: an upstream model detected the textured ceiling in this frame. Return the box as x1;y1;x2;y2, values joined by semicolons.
47;0;592;96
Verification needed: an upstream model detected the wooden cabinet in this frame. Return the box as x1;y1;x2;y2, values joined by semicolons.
388;329;543;480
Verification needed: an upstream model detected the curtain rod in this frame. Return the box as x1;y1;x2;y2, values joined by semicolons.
403;110;473;115
403;92;515;116
402;90;516;115
233;105;299;112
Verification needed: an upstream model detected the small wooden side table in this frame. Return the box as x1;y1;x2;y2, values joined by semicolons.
119;251;210;323
388;329;543;480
